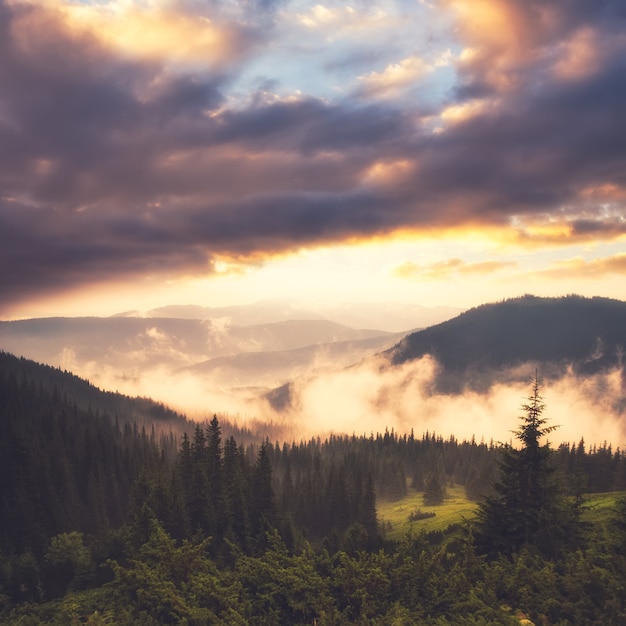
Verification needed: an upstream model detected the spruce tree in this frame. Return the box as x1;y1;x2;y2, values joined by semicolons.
206;415;223;538
476;376;581;556
423;472;445;506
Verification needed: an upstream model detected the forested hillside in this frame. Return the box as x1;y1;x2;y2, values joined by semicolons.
386;295;626;391
1;352;626;624
0;351;187;431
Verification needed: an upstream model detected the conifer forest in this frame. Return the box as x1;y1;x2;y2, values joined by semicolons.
1;352;625;625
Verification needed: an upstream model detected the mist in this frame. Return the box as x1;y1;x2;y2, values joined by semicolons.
255;356;626;447
61;341;626;448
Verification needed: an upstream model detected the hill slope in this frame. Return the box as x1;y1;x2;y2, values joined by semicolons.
384;295;626;391
0;351;182;555
0;350;187;430
182;332;406;387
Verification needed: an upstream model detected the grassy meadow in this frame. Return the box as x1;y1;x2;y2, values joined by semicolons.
378;486;626;542
377;485;478;540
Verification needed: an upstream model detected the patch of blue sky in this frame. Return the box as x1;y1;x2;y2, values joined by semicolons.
230;0;456;106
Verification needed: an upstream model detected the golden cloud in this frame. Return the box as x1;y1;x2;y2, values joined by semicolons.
512;219;626;247
394;258;517;280
20;0;247;69
540;254;626;279
446;0;557;92
361;159;415;187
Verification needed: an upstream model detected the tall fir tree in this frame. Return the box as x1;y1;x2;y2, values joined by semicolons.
476;376;582;556
206;415;224;539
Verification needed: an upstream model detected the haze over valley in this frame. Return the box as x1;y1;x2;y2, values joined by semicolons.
2;295;625;447
2;0;626;447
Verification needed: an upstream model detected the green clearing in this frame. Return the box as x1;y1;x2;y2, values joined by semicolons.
378;487;626;542
378;485;478;541
581;491;626;525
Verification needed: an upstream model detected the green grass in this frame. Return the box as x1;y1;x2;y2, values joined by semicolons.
377;487;626;542
377;485;478;541
581;491;626;525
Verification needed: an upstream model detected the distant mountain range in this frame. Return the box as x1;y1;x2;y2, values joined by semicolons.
180;332;407;388
0;317;399;390
3;296;624;421
125;299;462;333
0;300;458;393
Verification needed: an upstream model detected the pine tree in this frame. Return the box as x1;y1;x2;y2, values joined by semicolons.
206;415;223;538
475;376;581;556
222;436;251;549
251;443;277;547
423;472;445;506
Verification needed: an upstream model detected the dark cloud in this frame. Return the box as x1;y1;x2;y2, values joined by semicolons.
213;100;410;155
571;220;626;237
2;0;626;313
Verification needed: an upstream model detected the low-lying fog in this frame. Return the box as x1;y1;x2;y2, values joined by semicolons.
3;301;624;447
62;348;626;449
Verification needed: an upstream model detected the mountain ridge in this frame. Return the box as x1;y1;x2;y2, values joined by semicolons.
384;294;626;391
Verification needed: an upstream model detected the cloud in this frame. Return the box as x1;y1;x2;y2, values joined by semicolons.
293;2;395;36
357;50;452;99
512;213;626;246
259;355;626;446
17;312;625;446
2;0;626;312
394;258;518;280
62;342;626;447
38;0;259;70
539;253;626;279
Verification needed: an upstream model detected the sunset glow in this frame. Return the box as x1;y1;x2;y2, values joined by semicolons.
1;0;625;320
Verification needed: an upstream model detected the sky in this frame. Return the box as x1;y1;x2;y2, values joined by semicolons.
1;0;626;320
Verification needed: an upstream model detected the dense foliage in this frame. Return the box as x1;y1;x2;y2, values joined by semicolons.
1;353;626;624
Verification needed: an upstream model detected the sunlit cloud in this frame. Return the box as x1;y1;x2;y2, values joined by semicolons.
539;253;626;279
358;50;452;99
512;215;626;246
2;0;626;317
551;27;604;82
294;2;393;35
361;159;415;187
19;0;259;69
394;258;518;281
438;97;498;125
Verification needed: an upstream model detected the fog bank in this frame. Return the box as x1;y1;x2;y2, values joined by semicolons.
63;346;626;448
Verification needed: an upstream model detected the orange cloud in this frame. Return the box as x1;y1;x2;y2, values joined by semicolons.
551;27;603;82
361;159;416;187
394;258;517;280
540;254;626;279
18;0;251;70
512;218;626;246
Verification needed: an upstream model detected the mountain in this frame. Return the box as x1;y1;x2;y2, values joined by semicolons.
145;300;326;324
0;317;390;376
143;299;461;332
0;300;463;405
384;295;626;391
182;332;407;388
0;350;187;430
265;295;626;411
0;350;184;555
